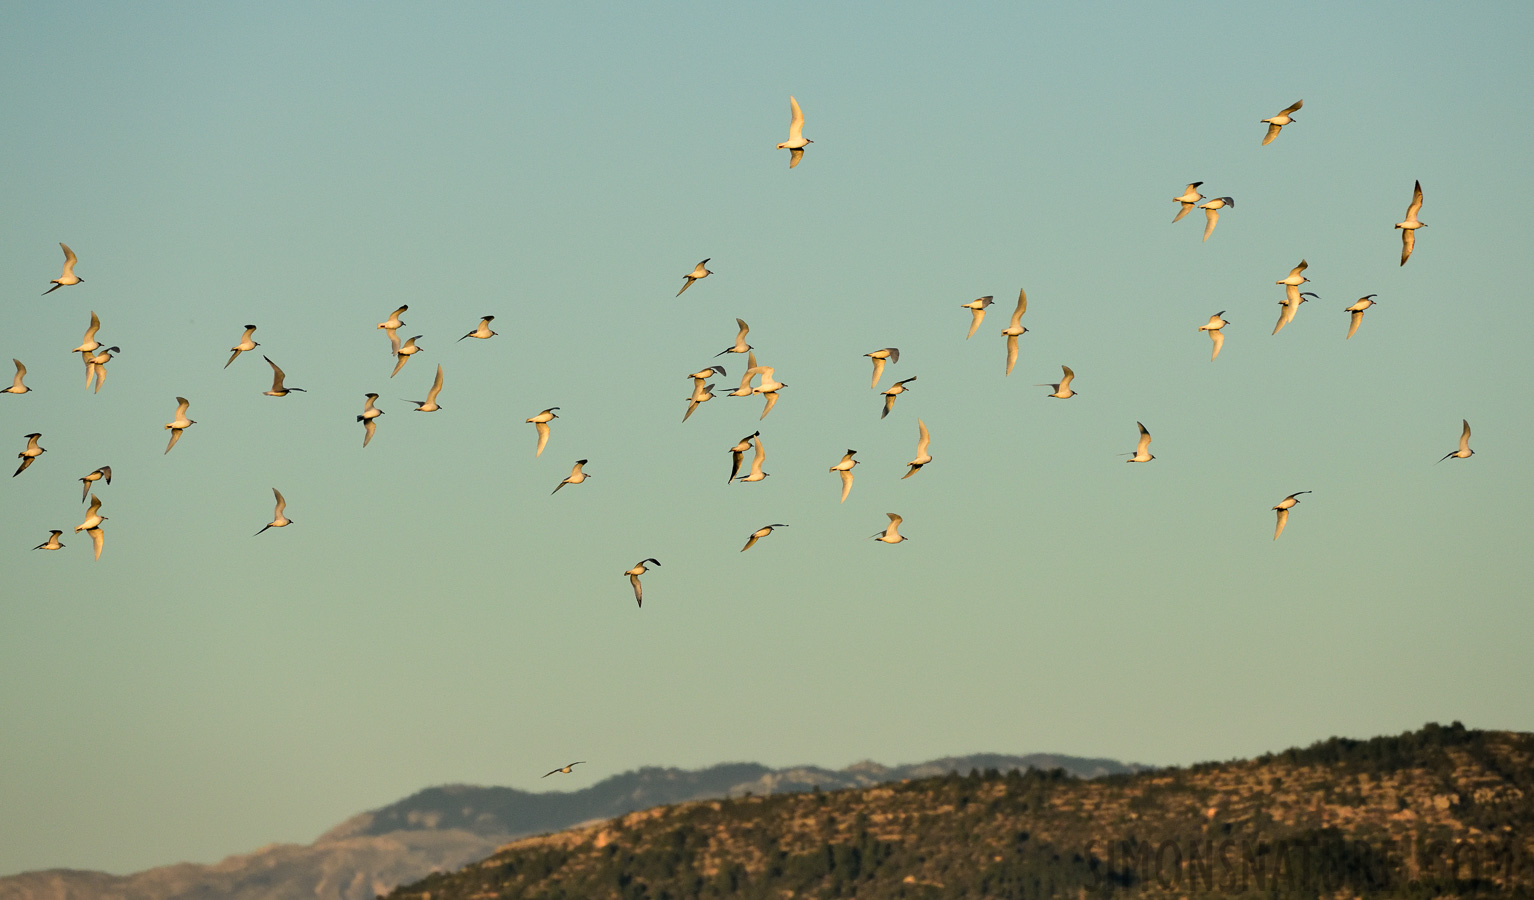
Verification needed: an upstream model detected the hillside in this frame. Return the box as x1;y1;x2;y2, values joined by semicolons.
0;754;1132;900
389;723;1534;899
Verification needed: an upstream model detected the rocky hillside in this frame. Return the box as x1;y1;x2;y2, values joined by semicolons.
389;723;1534;899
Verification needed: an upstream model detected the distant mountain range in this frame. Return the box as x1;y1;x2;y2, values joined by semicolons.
0;753;1140;900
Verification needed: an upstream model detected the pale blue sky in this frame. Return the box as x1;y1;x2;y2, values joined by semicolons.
2;0;1531;877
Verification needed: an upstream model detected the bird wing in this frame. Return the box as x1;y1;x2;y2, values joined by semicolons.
729;450;744;483
759;391;778;419
165;429;182;454
788;148;804;169
390;354;408;377
89;527;103;560
1136;423;1151;456
881;393;895;419
268;357;287;390
273;489;286;518
1274;508;1288;540
751;434;767;468
787;95;804;141
535;421;550;457
887;513;902;527
966;307;985;340
870;356;886;388
1400;228;1415;266
741;534;759;552
1009;289;1027;327
916;419;930;455
1261;122;1282;145
630;573;643;607
1202;206;1219;240
1059;366;1075;389
1405;180;1423;221
427;364;444;403
1460;420;1472;453
839;468;853;503
1210;328;1224;360
10;359;24;390
1346;310;1362;340
60;243;78;277
84;312;100;340
1280;99;1303;115
363;418;376;447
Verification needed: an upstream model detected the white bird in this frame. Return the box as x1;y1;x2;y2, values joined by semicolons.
737;433;770;483
457;316;497;342
1439;420;1474;463
1199;311;1230;361
1172;182;1205;223
715;318;752;357
1002;288;1028;375
77;494;106;533
71;312;102;354
880;376;916;418
84;346;120;393
1272;491;1311;540
776;95;812;168
405;364;444;411
624;559;660;607
33;530;65;551
688;365;727;380
14;433;45;476
164;397;195;454
1277;260;1310;288
542;762;586;778
1199;197;1234;242
903;419;932;479
872;512;907;544
748;365;785;420
78;465;111;502
864;348;900;389
358;393;384;447
726;352;759;397
2;359;29;395
677;259;712;296
1039;365;1077;399
1126;422;1154;463
683;378;716;422
1273;291;1318;335
256;488;292;535
390;335;423;377
830;450;859;503
527;408;559;457
263;356;306;396
44;243;83;295
727;431;759;483
226;325;259;368
961;296;994;339
740;523;786;552
1344;295;1379;340
1396;180;1425;266
552;459;591;494
378;305;408;331
1260;99;1303;145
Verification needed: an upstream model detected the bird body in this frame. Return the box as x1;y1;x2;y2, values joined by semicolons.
1199;197;1234;241
880;377;916;418
830;450;859;503
1002;288;1028;375
728;431;759;483
1344;295;1379;340
543;762;586;778
84;346;120;393
553;459;591;494
1172;182;1205;222
1040;365;1077;399
737;434;770;483
256;488;292;535
390;335;423;377
359;393;384;447
1272;491;1311;540
872;512;906;544
14;433;45;476
77;495;106;532
164;397;195;453
1126;422;1154;463
458;316;497;341
1199;311;1229;360
1440;420;1474;462
865;347;899;388
71;312;102;354
378;305;408;331
1260;100;1302;145
624;559;660;607
79;465;111;502
405;364;444;411
527;408;559;456
677;259;712;296
263;356;307;396
226;325;259;368
683;379;716;422
740;523;786;552
1273;292;1318;335
1277;260;1310;288
44;243;83;294
34;530;65;551
2;359;29;395
748;365;785;420
715;318;751;356
776;96;812;168
961;296;994;339
903;419;932;479
726;352;759;397
1396;181;1425;265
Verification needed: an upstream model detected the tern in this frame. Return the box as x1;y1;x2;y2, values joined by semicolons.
2;359;29;395
1199;197;1234;241
527;408;559;456
1125;422;1154;463
542;762;586;778
1344;295;1379;340
43;243;83;295
34;530;65;551
903;419;932;479
748;365;785;420
1396;180;1425;266
1002;288;1028;375
1439;420;1474;462
880;376;916;418
78;465;111;502
725;352;759;397
84;346;120;393
256;488;292;535
872;512;907;544
776;95;812;168
1277;260;1310;288
1039;365;1077;399
359;393;384;447
677;259;712;296
1272;491;1311;540
77;495;106;533
262;356;307;397
457;316;497;341
405;364;444;411
1273;292;1318;335
390;335;423;377
715;318;752;356
688;365;727;381
830;450;859;503
961;296;994;339
552;459;591;494
865;348;900;388
737;433;770;483
1260;100;1302;145
624;559;660;607
1172;182;1205;223
225;325;259;368
14;433;45;476
740;523;786;552
683;379;716;422
1199;312;1230;361
727;431;759;483
378;305;408;331
71;312;103;354
164;397;196;454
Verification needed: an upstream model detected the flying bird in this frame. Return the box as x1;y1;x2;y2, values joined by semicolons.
740;523;787;552
748;365;785;420
624;559;660;607
872;513;907;544
256;489;292;535
864;348;899;388
727;431;759;483
84;346;120;393
1439;420;1474;462
77;495;107;559
1273;292;1318;335
71;312;102;354
1125;422;1154;463
677;259;712;296
903;419;932;479
1199;197;1234;242
164;397;195;453
1172;182;1205;223
405;364;444;411
880;376;916;418
1002;288;1028;375
688;365;727;381
830;450;859;503
683;378;716;422
14;433;45;476
527;408;559;456
1272;491;1312;540
1199;312;1229;361
1277;260;1309;289
43;243;83;295
79;465;111;502
33;530;65;551
725;352;759;397
776;95;812;168
458;316;497;341
378;305;408;331
1260;100;1303;145
543;762;586;778
1396;180;1425;266
390;335;423;377
263;357;306;396
358;393;384;447
715;318;752;356
961;296;994;340
737;433;770;483
552;459;591;494
1040;365;1077;399
1344;295;1379;340
2;359;29;395
226;325;259;368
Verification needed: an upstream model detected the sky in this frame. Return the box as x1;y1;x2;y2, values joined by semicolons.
2;0;1532;878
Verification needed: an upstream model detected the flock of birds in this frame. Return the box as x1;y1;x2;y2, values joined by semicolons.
6;95;1475;658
